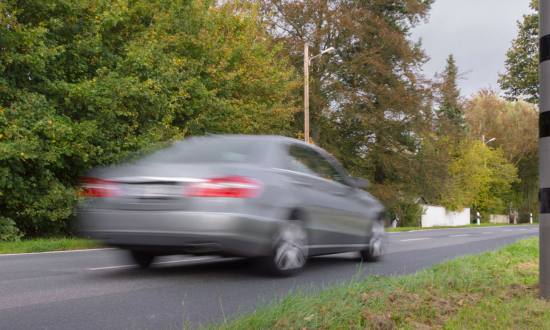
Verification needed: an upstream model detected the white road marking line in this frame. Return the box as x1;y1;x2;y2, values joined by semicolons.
482;232;494;234
450;234;469;237
0;248;116;257
519;229;527;231
86;257;219;271
400;238;430;242
503;230;512;232
87;264;136;271
153;257;219;266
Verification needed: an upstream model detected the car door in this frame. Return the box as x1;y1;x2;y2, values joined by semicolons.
305;148;370;247
283;143;368;252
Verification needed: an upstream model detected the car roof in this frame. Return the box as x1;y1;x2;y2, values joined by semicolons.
186;134;329;154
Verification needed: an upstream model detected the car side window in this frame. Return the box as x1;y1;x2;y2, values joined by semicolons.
287;144;318;175
287;144;345;184
310;151;345;184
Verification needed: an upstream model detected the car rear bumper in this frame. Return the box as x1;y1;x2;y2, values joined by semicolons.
77;210;280;257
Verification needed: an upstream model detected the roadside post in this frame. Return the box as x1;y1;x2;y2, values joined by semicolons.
303;45;335;143
304;43;309;143
539;0;550;300
476;212;480;225
531;213;533;224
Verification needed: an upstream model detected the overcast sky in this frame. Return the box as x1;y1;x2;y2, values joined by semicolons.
411;0;536;99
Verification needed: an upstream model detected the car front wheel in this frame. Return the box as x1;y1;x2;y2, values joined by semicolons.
360;220;387;262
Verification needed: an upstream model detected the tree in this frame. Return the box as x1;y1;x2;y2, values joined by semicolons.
256;0;450;222
464;89;539;220
441;139;519;216
0;0;298;238
464;89;538;166
498;0;539;104
437;54;465;132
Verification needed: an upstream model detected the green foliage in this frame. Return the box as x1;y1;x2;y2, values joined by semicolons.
0;0;298;237
398;200;424;227
0;236;104;254
498;0;539;104
0;216;21;242
438;54;465;132
464;89;538;220
441;139;519;214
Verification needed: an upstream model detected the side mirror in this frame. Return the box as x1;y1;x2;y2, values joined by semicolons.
350;177;369;189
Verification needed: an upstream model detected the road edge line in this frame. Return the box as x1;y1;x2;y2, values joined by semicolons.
0;248;116;257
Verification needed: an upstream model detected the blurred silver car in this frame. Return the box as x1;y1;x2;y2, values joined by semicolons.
78;135;386;275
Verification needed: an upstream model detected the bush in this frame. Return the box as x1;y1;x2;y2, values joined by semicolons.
398;201;424;227
0;216;22;242
0;0;298;238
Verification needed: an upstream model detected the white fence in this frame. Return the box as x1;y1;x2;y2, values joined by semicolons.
421;205;471;227
489;215;509;224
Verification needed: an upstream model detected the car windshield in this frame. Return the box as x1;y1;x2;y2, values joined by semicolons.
141;137;262;164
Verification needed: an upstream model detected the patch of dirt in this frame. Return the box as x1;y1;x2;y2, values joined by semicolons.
504;259;539;279
515;260;538;271
498;282;539;301
359;312;395;330
353;279;541;330
315;258;546;329
359;290;384;303
354;288;459;329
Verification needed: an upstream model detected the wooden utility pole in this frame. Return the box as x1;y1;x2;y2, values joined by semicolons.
304;43;309;143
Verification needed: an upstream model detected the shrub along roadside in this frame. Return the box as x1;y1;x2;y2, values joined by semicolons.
0;237;105;254
0;0;299;239
200;237;546;329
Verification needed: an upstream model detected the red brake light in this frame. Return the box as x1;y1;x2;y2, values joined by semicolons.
81;177;121;197
184;176;263;198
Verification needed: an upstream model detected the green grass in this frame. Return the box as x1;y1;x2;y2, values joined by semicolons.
0;237;106;254
199;237;548;329
387;222;537;232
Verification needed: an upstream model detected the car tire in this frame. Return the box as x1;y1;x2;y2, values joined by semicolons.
130;250;156;268
360;220;387;262
260;220;308;276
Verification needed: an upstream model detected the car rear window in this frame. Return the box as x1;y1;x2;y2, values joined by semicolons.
141;137;262;164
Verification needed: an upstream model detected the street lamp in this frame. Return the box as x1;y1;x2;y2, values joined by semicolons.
482;135;495;145
304;45;335;143
482;135;495;169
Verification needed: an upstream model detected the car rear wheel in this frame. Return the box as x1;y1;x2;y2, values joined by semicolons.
360;220;387;262
130;250;156;268
261;220;308;276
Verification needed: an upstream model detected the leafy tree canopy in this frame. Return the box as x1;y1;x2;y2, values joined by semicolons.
498;0;539;104
464;89;538;220
0;0;298;238
441;139;519;215
256;0;446;223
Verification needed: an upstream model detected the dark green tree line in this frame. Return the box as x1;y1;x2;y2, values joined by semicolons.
498;0;539;104
0;0;298;239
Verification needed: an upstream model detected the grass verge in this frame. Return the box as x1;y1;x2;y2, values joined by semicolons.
387;223;536;232
203;237;547;329
0;237;106;254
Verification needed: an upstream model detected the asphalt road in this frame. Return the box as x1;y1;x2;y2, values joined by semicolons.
0;225;539;330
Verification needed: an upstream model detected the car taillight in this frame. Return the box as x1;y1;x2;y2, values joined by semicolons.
81;177;121;197
184;176;263;198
